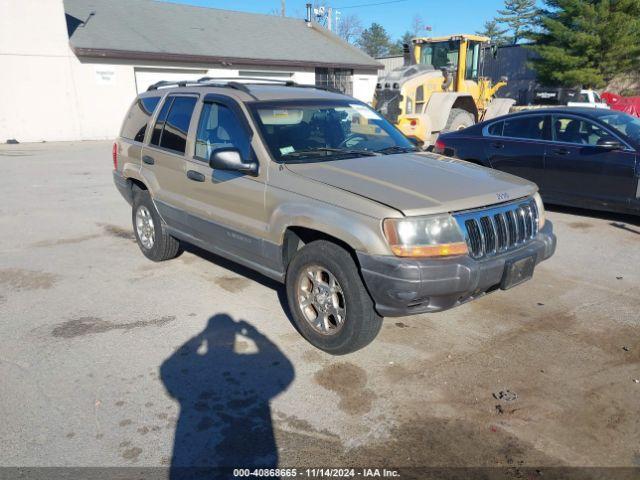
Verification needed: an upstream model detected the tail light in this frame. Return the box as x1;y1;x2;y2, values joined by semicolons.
112;142;118;170
434;139;446;154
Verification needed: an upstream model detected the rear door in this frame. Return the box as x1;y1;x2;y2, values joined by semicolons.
544;114;637;206
484;114;549;187
141;94;198;226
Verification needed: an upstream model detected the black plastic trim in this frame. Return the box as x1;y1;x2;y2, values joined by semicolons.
112;171;133;205
154;199;284;282
358;221;556;317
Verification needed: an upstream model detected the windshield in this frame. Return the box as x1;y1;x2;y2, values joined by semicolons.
250;101;416;162
595;111;640;144
419;41;459;69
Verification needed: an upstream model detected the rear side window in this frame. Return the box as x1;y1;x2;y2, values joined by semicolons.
151;98;173;147
487;121;503;136
121;96;160;142
502;116;545;140
150;96;197;154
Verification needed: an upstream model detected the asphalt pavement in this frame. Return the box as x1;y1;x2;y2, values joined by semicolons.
0;141;638;474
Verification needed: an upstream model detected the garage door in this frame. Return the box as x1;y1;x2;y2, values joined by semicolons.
134;68;208;94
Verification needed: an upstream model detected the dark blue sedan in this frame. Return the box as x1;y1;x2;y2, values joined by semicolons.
434;108;640;216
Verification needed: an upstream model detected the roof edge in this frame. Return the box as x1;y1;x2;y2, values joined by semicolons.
71;47;382;71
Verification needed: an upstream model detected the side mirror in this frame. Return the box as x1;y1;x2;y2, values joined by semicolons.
209;148;258;176
596;139;622;150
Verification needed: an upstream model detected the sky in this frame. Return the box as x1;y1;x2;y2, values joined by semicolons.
163;0;513;41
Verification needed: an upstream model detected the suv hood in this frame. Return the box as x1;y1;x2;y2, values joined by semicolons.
285;153;536;217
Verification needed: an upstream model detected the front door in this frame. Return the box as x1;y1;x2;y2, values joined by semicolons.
544;114;638;207
181;97;270;269
484;114;549;188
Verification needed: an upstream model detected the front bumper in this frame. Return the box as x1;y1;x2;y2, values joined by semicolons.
357;221;556;317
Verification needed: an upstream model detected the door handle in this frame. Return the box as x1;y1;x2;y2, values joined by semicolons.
142;155;155;165
186;170;205;182
491;142;504;149
553;148;570;156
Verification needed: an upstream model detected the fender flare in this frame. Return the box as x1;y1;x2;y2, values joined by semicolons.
269;203;390;255
483;98;516;122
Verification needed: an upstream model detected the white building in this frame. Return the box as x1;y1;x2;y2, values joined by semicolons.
0;0;381;143
376;55;405;76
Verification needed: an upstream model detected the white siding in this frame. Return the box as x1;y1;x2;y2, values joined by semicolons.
0;0;376;142
0;0;81;142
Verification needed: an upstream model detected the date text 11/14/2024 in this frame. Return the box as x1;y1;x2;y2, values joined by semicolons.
232;468;401;478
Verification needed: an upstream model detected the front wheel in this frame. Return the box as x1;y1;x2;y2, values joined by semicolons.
443;108;475;132
285;240;383;355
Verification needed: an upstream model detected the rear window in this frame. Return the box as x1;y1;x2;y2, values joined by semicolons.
150;96;198;154
121;96;160;142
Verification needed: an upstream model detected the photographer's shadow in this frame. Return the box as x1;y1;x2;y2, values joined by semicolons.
161;314;294;477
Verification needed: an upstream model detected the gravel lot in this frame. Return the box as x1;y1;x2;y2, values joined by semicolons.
0;141;638;474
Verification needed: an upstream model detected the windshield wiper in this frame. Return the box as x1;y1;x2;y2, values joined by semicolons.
282;147;378;158
375;145;419;155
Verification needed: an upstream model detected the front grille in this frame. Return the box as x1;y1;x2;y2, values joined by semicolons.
455;198;539;259
374;89;402;124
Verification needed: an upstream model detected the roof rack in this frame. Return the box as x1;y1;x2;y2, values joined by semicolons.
197;76;296;86
146;77;341;96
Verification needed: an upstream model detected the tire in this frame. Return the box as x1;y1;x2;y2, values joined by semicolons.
443;108;475;132
131;188;180;262
285;240;383;355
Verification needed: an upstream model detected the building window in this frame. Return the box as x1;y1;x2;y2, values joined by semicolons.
315;68;353;96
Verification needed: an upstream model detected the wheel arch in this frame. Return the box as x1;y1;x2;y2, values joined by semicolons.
128;177;148;192
451;97;479;122
281;226;361;272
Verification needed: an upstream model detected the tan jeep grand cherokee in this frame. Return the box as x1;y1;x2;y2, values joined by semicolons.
113;79;556;354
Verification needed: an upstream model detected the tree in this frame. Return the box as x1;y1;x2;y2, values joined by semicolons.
476;19;509;45
389;31;414;55
496;0;538;44
337;14;363;44
357;23;393;57
388;15;431;55
530;0;640;88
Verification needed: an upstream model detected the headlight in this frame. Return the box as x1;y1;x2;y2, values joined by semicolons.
405;97;413;115
533;192;546;230
383;214;468;258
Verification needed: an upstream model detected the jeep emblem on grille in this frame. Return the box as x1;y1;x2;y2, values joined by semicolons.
496;192;510;201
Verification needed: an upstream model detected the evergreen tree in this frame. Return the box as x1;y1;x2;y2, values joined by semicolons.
357;23;393;57
476;19;509;45
389;31;415;55
530;0;640;88
496;0;538;44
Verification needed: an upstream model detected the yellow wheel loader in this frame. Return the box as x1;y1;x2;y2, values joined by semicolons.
374;34;515;146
